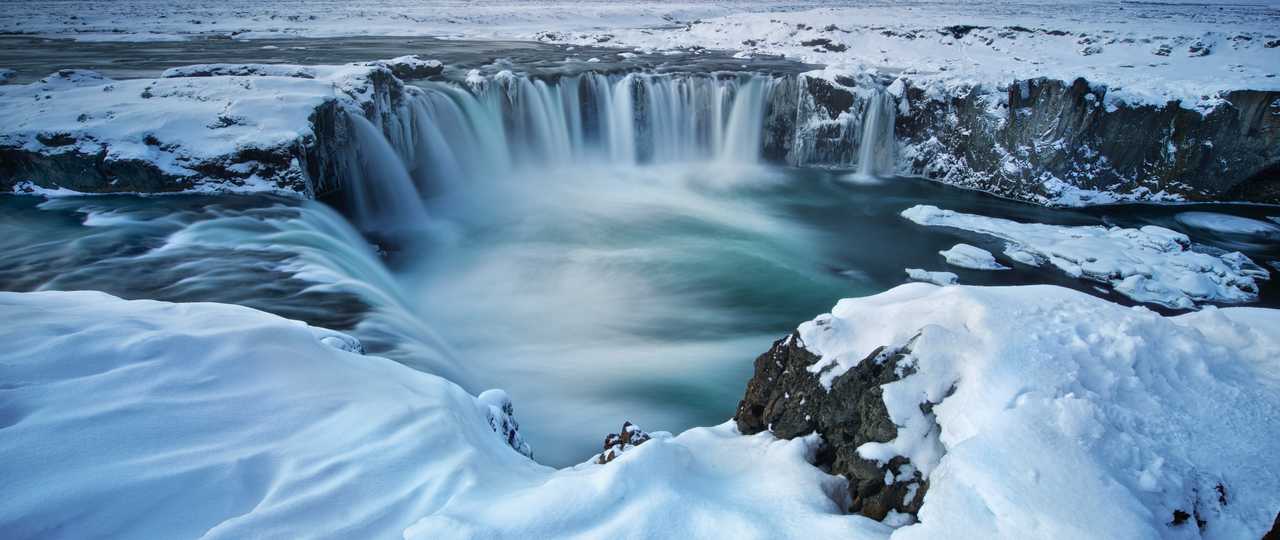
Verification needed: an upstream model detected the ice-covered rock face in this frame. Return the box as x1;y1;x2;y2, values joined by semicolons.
902;205;1270;309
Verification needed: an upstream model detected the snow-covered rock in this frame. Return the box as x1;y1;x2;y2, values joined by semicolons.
902;205;1269;309
747;283;1280;538
364;55;444;80
905;268;958;286
938;243;1008;270
0;63;412;196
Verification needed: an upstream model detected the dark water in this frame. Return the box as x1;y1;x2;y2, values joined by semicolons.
2;167;1276;466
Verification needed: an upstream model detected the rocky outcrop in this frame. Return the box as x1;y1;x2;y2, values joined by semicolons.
735;332;929;521
896;77;1280;205
777;74;1280;205
0;65;415;197
593;421;652;464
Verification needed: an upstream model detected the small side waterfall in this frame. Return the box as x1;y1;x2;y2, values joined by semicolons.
856;90;896;178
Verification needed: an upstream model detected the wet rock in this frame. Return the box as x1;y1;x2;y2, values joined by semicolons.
594;421;651;464
735;332;929;521
0;68;14;85
1187;41;1212;57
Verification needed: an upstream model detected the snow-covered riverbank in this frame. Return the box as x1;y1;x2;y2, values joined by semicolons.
3;284;1277;538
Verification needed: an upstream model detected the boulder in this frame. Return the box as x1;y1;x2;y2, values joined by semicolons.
735;332;929;520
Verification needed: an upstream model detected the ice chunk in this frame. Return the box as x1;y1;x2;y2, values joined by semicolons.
939;243;1009;270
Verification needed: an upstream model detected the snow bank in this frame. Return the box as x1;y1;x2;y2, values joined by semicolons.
0;291;873;539
0;290;544;538
902;205;1269;309
797;283;1280;539
938;243;1008;270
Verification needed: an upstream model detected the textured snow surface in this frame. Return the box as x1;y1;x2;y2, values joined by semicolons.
938;243;1009;270
798;283;1280;539
905;268;958;286
902;205;1270;309
0;64;384;194
0;291;873;539
3;1;1277;108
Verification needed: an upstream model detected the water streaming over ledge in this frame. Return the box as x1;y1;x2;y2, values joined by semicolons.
338;70;897;231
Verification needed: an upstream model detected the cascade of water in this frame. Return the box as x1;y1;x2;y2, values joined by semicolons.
344;114;431;231
855;90;896;177
343;71;793;230
720;76;770;164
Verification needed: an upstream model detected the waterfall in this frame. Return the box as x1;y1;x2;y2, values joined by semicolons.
343;114;431;232
719;76;771;163
334;71;914;230
855;90;896;178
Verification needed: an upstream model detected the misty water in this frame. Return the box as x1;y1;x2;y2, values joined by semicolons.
4;39;1279;466
4;166;1279;465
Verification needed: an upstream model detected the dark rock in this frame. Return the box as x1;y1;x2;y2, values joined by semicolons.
938;25;989;39
596;421;651;464
1262;511;1280;540
735;332;931;521
800;38;848;52
896;76;1280;204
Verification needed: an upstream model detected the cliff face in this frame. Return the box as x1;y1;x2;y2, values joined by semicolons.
735;332;930;521
4;62;1276;206
783;74;1280;205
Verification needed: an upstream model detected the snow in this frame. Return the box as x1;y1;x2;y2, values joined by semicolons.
0;290;876;539
905;268;958;286
902;205;1270;309
938;243;1009;270
3;1;1274;110
797;283;1280;539
0;63;388;194
1175;211;1280;239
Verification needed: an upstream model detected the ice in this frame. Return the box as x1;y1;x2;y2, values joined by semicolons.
902;205;1269;309
938;243;1008;270
905;268;958;286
